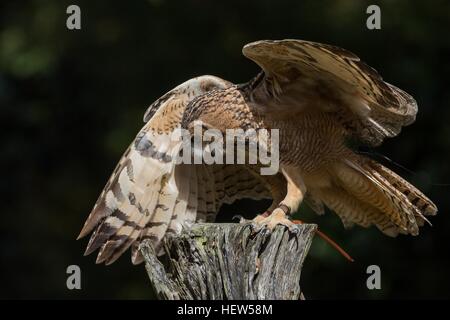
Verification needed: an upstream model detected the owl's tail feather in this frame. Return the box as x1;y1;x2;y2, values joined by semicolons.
314;156;437;237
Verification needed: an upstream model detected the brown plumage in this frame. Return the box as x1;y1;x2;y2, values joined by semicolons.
79;39;437;265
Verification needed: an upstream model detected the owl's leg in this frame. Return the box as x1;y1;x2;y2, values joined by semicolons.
253;165;306;230
252;172;287;222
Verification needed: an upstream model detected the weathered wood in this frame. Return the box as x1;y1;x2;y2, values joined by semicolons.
140;222;317;300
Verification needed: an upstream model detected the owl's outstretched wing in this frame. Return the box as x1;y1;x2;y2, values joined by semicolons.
242;39;418;146
78;76;274;265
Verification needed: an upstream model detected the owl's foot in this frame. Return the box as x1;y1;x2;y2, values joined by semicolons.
235;209;272;224
252;205;298;233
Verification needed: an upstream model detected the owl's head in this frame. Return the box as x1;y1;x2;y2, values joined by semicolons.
144;75;233;122
185;75;233;96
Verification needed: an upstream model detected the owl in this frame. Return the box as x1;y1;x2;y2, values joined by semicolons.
78;39;437;265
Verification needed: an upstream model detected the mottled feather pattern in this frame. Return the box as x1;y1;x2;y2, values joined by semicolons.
166;164;192;235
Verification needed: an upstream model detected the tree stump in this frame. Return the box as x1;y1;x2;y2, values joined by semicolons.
140;222;317;300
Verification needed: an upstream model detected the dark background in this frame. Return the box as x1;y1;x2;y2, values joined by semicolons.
1;0;449;299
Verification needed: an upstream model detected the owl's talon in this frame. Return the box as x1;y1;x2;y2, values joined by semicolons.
252;207;297;232
289;225;300;234
233;214;247;223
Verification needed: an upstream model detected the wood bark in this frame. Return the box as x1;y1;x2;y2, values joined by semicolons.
140;222;317;300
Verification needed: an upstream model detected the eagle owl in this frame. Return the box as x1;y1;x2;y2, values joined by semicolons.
78;39;437;265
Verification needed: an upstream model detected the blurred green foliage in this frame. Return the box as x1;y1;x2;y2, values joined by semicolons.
1;0;449;299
